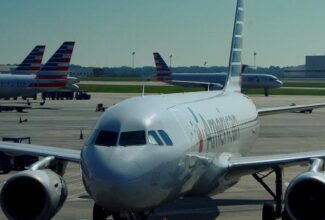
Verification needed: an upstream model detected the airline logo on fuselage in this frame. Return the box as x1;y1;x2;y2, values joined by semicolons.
199;114;240;149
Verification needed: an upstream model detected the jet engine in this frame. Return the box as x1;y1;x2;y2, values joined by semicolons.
0;169;67;220
285;171;325;220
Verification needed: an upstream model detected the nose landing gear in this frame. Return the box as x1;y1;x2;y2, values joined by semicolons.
93;204;110;220
93;203;153;220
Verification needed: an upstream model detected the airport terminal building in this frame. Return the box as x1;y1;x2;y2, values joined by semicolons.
285;55;325;78
305;55;325;77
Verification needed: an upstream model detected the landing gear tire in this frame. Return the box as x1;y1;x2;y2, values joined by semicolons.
93;203;110;220
111;212;149;220
262;203;276;220
264;89;269;96
112;213;127;220
282;209;293;220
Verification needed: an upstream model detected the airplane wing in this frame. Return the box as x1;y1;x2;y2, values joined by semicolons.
0;104;31;112
226;150;325;178
258;103;325;116
0;141;80;163
171;80;223;90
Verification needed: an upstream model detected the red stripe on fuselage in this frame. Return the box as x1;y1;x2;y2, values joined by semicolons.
36;75;67;79
28;82;66;88
30;67;41;70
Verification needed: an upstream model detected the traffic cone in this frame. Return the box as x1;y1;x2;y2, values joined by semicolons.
80;130;84;140
19;116;22;123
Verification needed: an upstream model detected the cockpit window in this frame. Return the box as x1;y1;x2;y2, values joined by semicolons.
95;130;118;147
158;130;173;146
119;130;146;146
148;130;164;146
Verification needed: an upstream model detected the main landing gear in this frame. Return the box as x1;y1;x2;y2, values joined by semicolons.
93;203;153;220
264;89;269;96
252;167;291;220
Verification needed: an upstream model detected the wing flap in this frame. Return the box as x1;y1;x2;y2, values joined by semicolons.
258;103;325;116
0;141;80;163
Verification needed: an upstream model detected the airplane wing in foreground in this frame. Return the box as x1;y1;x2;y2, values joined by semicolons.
0;141;80;163
227;150;325;177
258;103;325;116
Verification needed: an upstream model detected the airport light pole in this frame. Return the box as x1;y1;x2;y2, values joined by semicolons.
169;54;173;68
254;52;257;69
132;51;135;69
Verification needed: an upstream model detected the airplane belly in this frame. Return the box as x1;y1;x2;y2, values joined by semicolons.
0;87;30;98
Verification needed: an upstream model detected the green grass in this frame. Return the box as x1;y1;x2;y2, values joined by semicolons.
80;76;148;82
245;88;325;96
80;84;325;96
283;82;325;88
79;84;202;93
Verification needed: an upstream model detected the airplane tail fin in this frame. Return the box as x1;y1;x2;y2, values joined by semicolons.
14;45;45;74
36;41;75;79
224;0;244;93
153;52;172;81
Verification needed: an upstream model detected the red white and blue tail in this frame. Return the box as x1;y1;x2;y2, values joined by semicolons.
36;41;75;79
224;0;244;93
153;52;172;81
14;45;45;74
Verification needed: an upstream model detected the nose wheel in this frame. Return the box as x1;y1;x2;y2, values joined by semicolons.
93;203;110;220
93;203;153;220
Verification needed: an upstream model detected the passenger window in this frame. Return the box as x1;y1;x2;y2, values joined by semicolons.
148;131;164;146
95;130;118;147
119;130;146;146
158;130;173;146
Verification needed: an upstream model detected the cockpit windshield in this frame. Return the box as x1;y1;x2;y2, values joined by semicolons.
119;130;146;146
158;130;173;146
93;129;173;147
95;130;118;147
148;130;163;145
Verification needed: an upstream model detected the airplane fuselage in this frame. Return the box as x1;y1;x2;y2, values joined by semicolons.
0;74;66;98
81;90;259;211
171;73;282;90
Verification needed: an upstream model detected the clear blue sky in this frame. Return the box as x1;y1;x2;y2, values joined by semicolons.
0;0;324;68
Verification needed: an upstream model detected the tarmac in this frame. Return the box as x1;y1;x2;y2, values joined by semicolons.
0;93;325;220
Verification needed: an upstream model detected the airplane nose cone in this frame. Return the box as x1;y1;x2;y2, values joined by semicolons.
81;145;157;210
277;80;283;87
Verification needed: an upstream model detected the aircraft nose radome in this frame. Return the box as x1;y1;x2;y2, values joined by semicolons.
82;145;155;210
277;80;283;87
86;145;144;182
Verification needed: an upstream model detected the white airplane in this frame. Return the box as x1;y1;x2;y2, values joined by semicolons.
0;42;75;99
153;52;283;96
0;1;325;220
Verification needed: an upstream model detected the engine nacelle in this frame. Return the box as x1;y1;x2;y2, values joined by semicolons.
0;169;67;220
285;171;325;220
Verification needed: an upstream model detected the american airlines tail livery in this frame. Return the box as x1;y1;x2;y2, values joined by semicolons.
12;45;46;74
153;52;283;96
0;42;75;99
0;1;325;220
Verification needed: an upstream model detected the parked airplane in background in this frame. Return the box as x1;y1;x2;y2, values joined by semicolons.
10;45;46;75
153;52;282;96
10;45;80;93
0;42;75;100
0;1;325;220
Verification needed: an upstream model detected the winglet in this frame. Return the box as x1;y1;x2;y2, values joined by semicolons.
13;45;45;74
153;52;172;81
224;0;244;92
36;41;75;79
